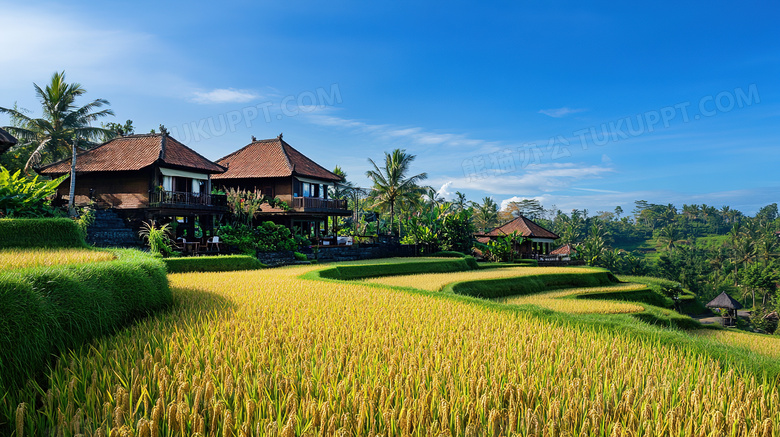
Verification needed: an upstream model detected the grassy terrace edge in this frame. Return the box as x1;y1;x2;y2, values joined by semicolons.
301;259;780;379
0;249;170;393
315;256;479;280
162;255;266;273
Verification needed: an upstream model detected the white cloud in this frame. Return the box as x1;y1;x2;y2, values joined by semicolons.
437;181;454;199
499;195;547;211
538;107;587;118
304;114;496;152
191;88;260;104
448;163;615;195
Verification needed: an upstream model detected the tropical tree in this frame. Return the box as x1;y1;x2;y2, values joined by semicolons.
471;197;499;233
0;71;115;172
365;149;427;236
658;225;685;251
452;191;468;212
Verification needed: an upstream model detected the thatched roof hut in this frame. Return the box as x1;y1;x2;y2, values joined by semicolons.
705;291;743;310
0;127;18;154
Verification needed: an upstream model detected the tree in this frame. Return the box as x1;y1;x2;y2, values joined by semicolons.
740;262;779;308
452;191;468;212
658;225;685;251
365;149;427;236
101;119;135;139
472;197;499;232
0;71;115;173
505;199;544;220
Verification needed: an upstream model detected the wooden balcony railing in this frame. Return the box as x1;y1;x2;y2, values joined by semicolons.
292;197;348;211
149;191;228;210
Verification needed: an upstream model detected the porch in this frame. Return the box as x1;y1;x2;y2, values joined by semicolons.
149;190;228;212
291;197;350;214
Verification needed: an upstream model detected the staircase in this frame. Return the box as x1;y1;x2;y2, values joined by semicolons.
87;209;141;248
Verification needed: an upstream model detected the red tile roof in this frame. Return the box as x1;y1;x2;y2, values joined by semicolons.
550;243;575;255
213;137;341;182
37;134;225;175
485;215;559;240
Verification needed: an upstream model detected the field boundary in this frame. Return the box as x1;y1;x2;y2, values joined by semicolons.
0;248;170;392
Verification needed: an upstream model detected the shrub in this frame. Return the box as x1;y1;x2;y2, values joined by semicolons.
0;218;85;248
138;220;175;257
0;166;66;217
0;249;169;391
163;255;265;273
293;252;308;261
217;221;298;254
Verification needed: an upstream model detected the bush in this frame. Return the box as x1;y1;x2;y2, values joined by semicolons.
217;221;298;254
163;255;265;273
0;218;85;248
293;252;308;261
446;270;618;299
317;258;477;281
0;249;169;391
0;166;66;217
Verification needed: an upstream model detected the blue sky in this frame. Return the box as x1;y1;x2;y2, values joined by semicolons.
1;1;778;215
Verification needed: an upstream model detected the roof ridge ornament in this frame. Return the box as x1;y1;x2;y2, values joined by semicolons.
251;135;257;142
158;124;168;160
277;133;283;140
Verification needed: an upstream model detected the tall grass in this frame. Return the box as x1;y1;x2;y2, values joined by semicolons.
0;248;115;271
4;264;780;436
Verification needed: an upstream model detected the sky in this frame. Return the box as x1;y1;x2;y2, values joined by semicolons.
1;1;778;215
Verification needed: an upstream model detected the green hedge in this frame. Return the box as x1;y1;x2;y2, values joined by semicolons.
163;255;266;273
430;251;467;258
631;305;702;330
579;288;674;308
0;249;170;392
318;257;478;281
0;218;85;248
446;270;618;298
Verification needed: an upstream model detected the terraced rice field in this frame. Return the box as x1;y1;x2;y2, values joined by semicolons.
694;329;780;359
0;248;115;271
5;263;780;436
497;283;647;314
362;266;589;291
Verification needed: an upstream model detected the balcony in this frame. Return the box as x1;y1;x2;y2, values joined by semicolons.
292;197;350;214
149;190;228;211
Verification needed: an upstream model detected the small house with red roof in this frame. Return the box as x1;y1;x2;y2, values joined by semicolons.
36;130;227;238
212;134;351;238
475;215;559;259
550;243;577;260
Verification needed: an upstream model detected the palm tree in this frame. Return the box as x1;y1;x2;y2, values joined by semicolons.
658;225;685;251
0;71;115;173
471;197;499;232
365;149;427;236
452;191;468;212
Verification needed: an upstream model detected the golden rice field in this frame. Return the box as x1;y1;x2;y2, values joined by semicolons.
694;329;780;359
362;266;588;291
5;264;780;436
497;283;648;314
0;248;115;271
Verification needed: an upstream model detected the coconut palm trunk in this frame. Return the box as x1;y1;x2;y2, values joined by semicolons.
68;135;77;216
